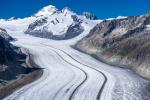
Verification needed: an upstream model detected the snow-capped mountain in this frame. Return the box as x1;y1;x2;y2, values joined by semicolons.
26;5;101;40
0;5;101;40
26;6;82;39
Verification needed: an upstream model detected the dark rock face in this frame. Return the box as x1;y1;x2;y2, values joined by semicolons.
76;13;150;79
0;28;13;41
0;29;31;84
25;17;54;39
82;12;98;20
27;17;48;31
57;15;84;40
63;22;84;39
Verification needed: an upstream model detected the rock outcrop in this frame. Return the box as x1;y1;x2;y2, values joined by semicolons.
82;12;98;20
0;28;32;85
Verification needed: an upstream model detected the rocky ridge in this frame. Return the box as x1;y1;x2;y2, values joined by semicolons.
76;13;150;79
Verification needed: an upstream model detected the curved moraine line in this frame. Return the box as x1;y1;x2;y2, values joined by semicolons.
43;44;107;100
4;46;85;100
48;49;88;100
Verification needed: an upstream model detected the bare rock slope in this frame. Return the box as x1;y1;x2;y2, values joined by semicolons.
76;13;150;79
0;28;33;85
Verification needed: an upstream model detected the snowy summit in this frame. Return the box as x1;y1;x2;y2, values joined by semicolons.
35;5;58;16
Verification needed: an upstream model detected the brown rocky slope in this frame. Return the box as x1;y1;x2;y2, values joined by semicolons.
0;28;43;99
76;13;150;79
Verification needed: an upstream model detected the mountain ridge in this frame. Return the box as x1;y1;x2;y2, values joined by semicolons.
0;5;101;40
76;12;150;79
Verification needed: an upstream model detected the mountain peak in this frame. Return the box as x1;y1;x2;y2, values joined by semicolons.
82;12;98;20
61;7;74;15
62;7;71;12
8;17;17;21
35;5;58;17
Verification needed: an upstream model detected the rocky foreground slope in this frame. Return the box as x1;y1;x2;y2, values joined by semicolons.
0;28;43;99
0;28;37;86
76;13;150;79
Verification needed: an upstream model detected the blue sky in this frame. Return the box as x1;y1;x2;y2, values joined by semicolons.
0;0;150;19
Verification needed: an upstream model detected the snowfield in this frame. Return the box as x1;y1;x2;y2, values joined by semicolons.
0;5;150;100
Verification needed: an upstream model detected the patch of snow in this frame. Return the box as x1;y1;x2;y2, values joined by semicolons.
106;18;115;20
146;25;150;30
116;16;127;19
106;16;127;20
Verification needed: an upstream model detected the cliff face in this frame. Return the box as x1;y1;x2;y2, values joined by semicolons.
76;13;150;79
0;28;32;85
